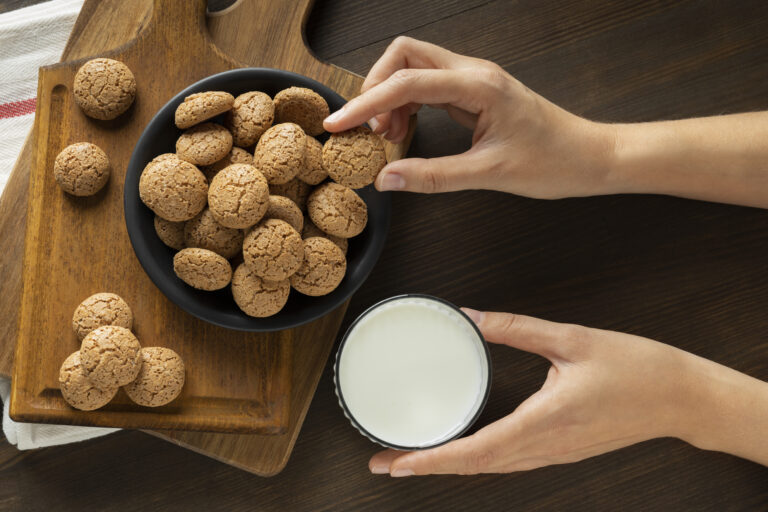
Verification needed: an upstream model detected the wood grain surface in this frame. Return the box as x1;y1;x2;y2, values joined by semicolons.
2;0;768;510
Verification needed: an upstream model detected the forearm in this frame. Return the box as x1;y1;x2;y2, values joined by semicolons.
678;352;768;465
604;112;768;208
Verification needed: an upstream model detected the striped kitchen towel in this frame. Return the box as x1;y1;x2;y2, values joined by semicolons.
0;0;119;450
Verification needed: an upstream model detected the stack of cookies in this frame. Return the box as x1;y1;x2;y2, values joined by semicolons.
139;86;387;318
59;293;185;411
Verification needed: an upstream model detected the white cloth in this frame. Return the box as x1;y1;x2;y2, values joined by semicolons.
0;0;118;449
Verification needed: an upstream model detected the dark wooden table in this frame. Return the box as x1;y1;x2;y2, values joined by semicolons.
1;0;767;510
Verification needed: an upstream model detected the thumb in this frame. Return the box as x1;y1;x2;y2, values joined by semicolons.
386;429;499;476
375;151;485;193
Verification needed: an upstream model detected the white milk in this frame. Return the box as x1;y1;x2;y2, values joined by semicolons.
336;296;489;448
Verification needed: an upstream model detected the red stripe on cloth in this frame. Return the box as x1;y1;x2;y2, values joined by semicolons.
0;98;36;119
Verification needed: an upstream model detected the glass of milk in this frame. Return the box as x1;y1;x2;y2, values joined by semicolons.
334;294;492;450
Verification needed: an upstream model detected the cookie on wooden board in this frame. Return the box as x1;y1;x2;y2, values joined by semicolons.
123;347;186;407
53;142;110;196
73;58;136;120
72;292;133;341
59;351;118;411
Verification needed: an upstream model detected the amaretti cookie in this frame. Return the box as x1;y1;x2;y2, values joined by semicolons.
243;219;304;281
123;347;185;407
307;182;368;238
53;142;110;196
273;87;329;137
323;126;386;189
176;122;233;166
231;263;290;317
59;351;118;411
183;208;244;258
139;153;208;221
73;58;136;120
225;91;275;147
200;146;252;182
208;163;269;229
269;178;311;211
253;123;306;185
72;292;133;341
302;216;348;255
154;216;186;250
290;237;346;296
173;248;232;291
175;91;234;129
265;195;303;232
297;136;327;185
80;325;142;388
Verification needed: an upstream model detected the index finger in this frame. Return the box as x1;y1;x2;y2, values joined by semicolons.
462;309;581;362
362;37;477;92
325;68;488;132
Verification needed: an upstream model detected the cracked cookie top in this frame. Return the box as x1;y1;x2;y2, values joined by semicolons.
307;182;368;238
73;58;136;120
323;126;386;189
72;292;133;341
242;219;304;281
253;122;306;185
176;122;233;166
80;325;142;388
225;91;275;147
231;263;290;317
54;142;110;196
289;237;346;296
59;351;118;411
123;347;185;408
175;91;234;129
173;247;232;291
273;87;329;137
207;163;269;229
139;153;208;222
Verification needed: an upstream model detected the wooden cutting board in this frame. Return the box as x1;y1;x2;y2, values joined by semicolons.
0;0;413;473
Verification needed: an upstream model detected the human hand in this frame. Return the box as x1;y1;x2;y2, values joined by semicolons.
368;309;731;476
323;37;617;198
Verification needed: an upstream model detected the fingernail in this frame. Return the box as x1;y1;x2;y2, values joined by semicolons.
324;108;345;124
391;468;414;478
379;172;405;191
368;117;380;132
370;464;389;474
461;308;484;325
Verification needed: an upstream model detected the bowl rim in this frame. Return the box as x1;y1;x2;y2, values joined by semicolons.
333;294;493;450
124;67;391;332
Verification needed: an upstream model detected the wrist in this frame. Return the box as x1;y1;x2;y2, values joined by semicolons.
672;351;768;464
575;120;631;197
595;122;653;196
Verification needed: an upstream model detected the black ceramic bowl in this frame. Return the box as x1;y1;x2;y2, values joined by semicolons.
125;68;390;332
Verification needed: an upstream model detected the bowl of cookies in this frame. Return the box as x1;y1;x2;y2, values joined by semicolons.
124;68;390;332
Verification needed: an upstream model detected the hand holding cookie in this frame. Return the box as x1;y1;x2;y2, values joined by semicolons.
323;36;616;198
